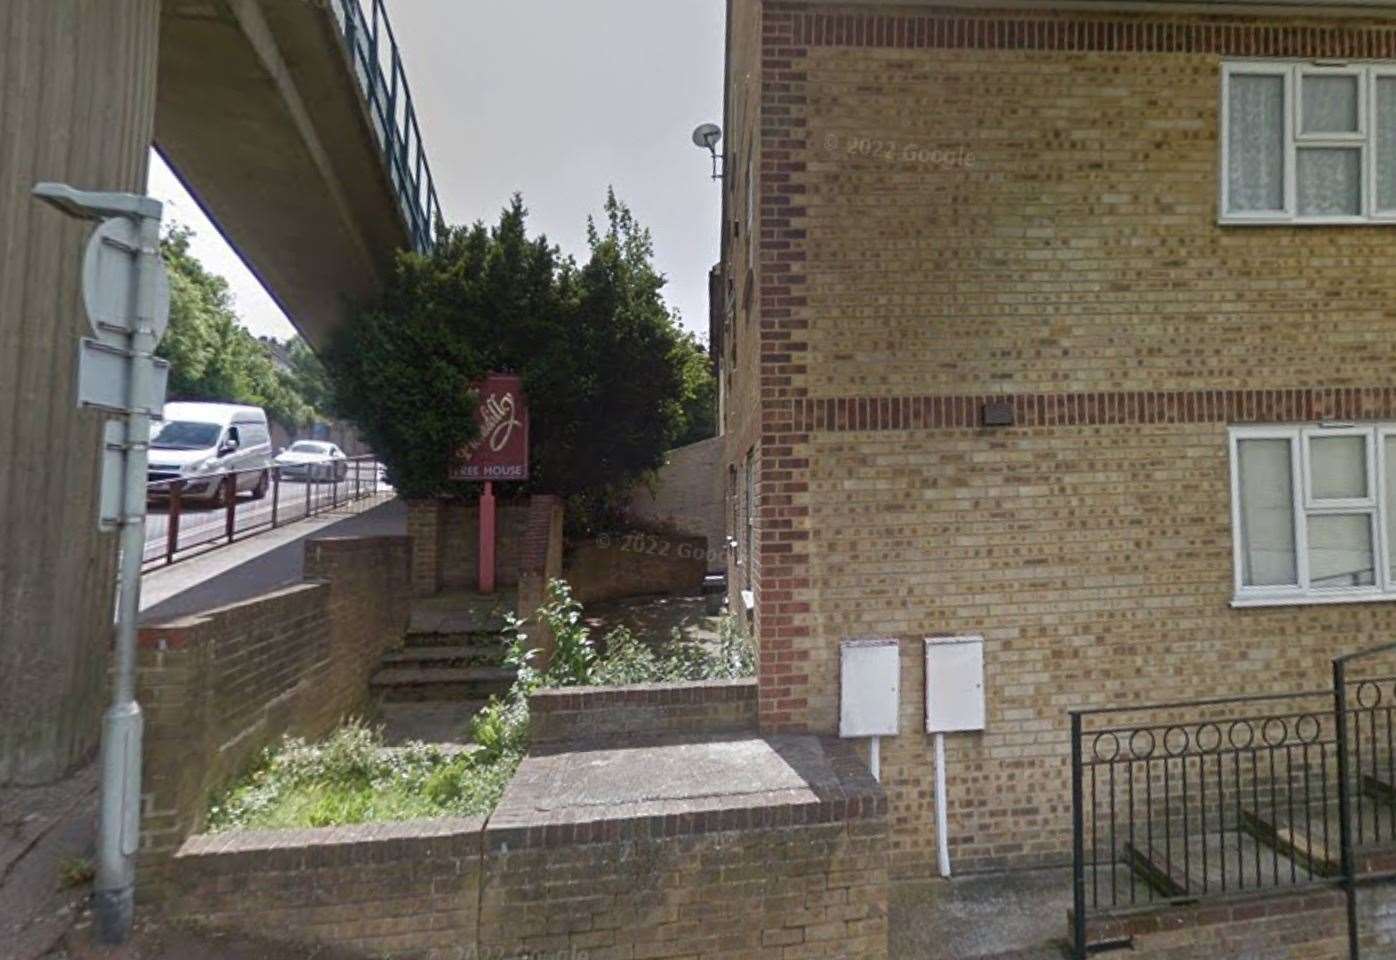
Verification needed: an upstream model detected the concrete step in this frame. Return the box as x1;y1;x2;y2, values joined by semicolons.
370;665;516;703
403;630;506;650
408;590;517;636
383;644;507;668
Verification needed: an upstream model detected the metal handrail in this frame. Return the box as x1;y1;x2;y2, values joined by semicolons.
330;0;440;252
143;454;388;568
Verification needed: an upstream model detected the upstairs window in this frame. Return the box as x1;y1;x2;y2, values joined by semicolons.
1230;424;1396;606
1222;62;1396;224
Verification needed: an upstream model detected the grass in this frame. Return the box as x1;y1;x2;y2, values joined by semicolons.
207;721;519;832
205;583;754;833
57;855;94;890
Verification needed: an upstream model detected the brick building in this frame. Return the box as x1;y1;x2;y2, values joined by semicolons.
716;0;1396;885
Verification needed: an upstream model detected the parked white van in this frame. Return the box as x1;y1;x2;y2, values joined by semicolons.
147;402;274;504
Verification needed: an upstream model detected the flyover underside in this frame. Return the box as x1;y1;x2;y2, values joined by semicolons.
155;0;412;349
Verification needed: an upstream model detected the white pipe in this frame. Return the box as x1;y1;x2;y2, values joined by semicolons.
935;732;951;878
869;735;881;782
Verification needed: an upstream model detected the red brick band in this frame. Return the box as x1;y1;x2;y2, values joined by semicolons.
787;7;1396;59
787;387;1396;433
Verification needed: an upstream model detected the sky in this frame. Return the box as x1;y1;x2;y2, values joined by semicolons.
145;1;727;343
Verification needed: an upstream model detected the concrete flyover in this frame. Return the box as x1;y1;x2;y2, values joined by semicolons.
156;0;440;348
0;0;439;786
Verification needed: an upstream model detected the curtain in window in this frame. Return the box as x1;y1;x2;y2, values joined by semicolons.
1379;79;1396;210
1298;148;1362;217
1228;75;1285;213
1302;75;1359;134
1237;439;1297;586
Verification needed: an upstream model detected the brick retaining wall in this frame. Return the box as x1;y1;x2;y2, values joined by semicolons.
1089;889;1351;959
529;679;759;747
168;818;482;957
137;533;410;889
158;710;889;959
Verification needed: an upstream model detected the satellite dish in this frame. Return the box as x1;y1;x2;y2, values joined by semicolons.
692;123;723;152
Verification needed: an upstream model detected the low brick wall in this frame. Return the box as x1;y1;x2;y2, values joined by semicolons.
158;689;889;959
564;530;708;603
516;494;563;664
167;818;482;958
529;679;758;747
1088;889;1350;959
406;497;533;597
137;533;410;888
480;814;888;958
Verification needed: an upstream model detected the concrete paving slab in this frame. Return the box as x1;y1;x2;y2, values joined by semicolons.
493;734;856;825
890;867;1074;960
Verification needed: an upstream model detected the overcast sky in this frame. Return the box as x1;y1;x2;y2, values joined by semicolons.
147;1;726;342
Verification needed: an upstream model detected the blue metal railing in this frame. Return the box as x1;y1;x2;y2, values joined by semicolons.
331;0;441;252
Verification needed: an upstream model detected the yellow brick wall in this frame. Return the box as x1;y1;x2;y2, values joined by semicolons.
723;1;1396;878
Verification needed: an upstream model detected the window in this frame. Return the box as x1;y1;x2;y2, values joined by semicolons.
1229;424;1396;606
1222;62;1396;224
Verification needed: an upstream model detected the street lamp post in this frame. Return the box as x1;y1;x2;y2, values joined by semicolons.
32;183;171;944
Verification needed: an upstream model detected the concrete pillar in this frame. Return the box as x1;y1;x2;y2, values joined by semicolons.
0;0;161;785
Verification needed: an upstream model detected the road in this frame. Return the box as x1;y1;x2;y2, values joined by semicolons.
142;473;382;565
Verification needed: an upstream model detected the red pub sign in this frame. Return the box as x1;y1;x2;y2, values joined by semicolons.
451;373;529;481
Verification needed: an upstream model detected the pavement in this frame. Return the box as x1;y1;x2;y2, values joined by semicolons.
889;867;1075;959
139;496;405;623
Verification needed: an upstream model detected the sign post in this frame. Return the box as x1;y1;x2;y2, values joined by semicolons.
450;373;529;594
32;183;169;945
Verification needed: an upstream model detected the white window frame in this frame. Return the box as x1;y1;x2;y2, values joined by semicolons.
1220;61;1396;226
1230;424;1395;607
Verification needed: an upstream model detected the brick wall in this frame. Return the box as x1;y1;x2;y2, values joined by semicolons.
563;530;708;603
529;679;758;747
137;533;410;884
166;818;482;958
407;496;539;597
1090;889;1350;959
158;726;890;960
517;494;564;664
626;435;726;572
722;0;1396;880
479;817;888;959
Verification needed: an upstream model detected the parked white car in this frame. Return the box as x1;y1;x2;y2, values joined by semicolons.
147;403;273;504
274;441;349;482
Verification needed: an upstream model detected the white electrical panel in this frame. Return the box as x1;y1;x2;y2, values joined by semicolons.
925;636;985;733
839;638;900;738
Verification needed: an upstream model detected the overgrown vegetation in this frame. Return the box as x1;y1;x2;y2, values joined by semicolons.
324;193;717;530
207;721;516;832
158;226;331;432
471;580;754;752
208;581;752;832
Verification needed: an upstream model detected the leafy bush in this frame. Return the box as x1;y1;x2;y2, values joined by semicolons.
207;720;518;831
323;193;717;527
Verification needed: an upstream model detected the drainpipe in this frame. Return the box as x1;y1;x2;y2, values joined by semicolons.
935;731;951;877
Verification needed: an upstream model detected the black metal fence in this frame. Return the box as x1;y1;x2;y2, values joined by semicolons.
142;455;388;568
1070;652;1396;959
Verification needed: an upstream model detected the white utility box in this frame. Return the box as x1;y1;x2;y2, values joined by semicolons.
839;638;900;738
925;636;985;733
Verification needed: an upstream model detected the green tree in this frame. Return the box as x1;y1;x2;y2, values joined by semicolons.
325;191;706;526
158;226;319;431
672;332;717;447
